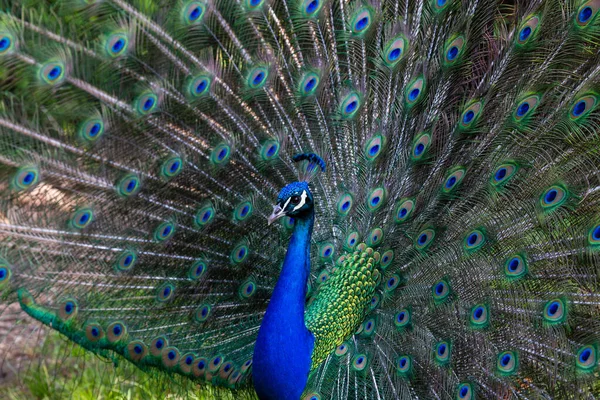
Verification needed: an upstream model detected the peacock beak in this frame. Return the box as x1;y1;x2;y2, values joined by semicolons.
267;204;286;225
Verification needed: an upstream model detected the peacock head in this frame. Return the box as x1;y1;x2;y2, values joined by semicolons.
267;153;325;225
268;181;313;225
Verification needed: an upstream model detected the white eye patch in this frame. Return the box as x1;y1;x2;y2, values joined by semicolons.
292;190;307;211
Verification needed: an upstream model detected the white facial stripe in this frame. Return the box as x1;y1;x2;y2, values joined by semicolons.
292;190;307;211
281;196;292;212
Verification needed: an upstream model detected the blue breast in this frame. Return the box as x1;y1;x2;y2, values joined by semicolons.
253;216;315;399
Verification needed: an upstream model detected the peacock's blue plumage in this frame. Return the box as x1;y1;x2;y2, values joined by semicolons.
2;0;600;399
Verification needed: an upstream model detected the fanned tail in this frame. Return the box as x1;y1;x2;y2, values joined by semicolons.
1;0;600;399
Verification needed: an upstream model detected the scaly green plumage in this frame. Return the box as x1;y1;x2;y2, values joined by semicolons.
305;244;381;369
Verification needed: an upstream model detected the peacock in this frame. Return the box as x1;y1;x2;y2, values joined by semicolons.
2;0;600;398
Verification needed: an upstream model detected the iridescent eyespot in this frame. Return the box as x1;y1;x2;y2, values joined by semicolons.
570;95;597;120
339;92;362;119
195;304;211;322
469;304;489;328
516;15;540;45
0;262;11;287
79;118;105;142
160;156;183;179
364;134;384;161
71;208;94;229
182;1;206;24
369;294;380;311
589;224;600;246
513;94;540;121
157;283;175;302
179;352;196;374
107;321;127;343
380;249;394;269
463;229;485;252
211;143;231;165
12;166;39;191
156;342;172;359
317;270;330;284
105;33;129;57
188;75;211;97
504;254;527;280
336;193;354;216
385;274;401;292
366;227;384;247
362;318;376;337
241;358;252;374
231;243;249;264
40;61;65;84
301;0;323;17
442;167;465;193
58;299;78;320
246;0;265;9
116;174;141;197
247;66;269;89
239;279;257;299
282;216;295;230
150;336;168;356
298;72;320;96
366;187;386;212
189;260;207;280
85;322;104;342
443;35;465;65
434;341;451;365
576;1;599;27
459;101;483;129
135;92;159;115
128;340;148;362
395;308;411;328
351;354;368;371
154;221;176;242
432;279;450;302
335;342;350;356
345;231;360;249
115;250;137;271
411;132;431;161
234;201;253;222
543;298;567;324
319;243;334;259
396;355;412;375
383;35;407;66
540;185;568;210
260;140;280;160
162;347;181;368
576;344;597;371
405;77;425;105
192;357;208;377
395;198;415;223
497;350;518;375
0;33;14;55
456;383;473;400
219;361;235;379
415;228;435;251
195;203;215;227
491;162;518;186
432;0;450;12
209;355;224;372
350;8;372;35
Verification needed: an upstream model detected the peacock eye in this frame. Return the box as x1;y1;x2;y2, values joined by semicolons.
291;195;300;203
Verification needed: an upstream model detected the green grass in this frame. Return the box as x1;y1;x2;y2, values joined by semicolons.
3;332;258;400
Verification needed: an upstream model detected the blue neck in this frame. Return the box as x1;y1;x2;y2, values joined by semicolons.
252;211;315;400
